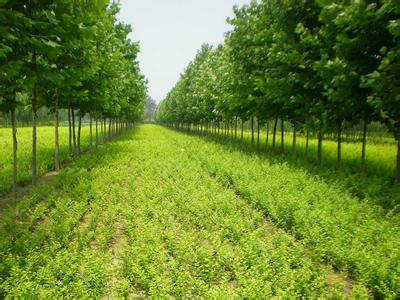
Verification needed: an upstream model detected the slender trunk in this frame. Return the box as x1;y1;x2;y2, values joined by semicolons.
11;107;17;196
95;118;98;147
89;114;93;148
337;124;342;170
71;108;76;156
396;139;400;184
32;88;38;184
266;123;269;149
251;117;254;144
234;117;237;139
281;120;285;154
108;118;111;141
241;119;244;140
317;129;322;169
257;118;260;148
31;49;38;185
272;117;278;153
100;119;103;143
360;119;368;174
68;108;72;155
54;90;60;171
305;130;310;157
105;118;107;141
292;124;297;158
78;115;82;155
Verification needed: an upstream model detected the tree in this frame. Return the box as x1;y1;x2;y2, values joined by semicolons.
145;96;157;120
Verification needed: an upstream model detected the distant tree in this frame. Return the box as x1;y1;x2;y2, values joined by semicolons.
145;96;157;120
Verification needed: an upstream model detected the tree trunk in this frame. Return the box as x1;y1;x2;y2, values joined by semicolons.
100;118;103;143
108;118;111;141
11;107;17;196
55;90;60;171
396;139;400;184
251;117;254;144
281;120;285;154
32;84;38;185
317;129;323;169
78;115;82;155
71;108;76;156
257;118;260;148
103;118;106;143
89;114;93;148
235;117;238;139
305;130;310;157
266;123;269;149
337;124;342;170
272;117;278;153
360;119;368;175
95;118;98;147
241;119;244;140
292;124;297;158
68;108;72;155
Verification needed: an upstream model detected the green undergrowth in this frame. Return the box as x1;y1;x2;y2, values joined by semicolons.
0;125;374;298
183;128;400;212
167;126;399;298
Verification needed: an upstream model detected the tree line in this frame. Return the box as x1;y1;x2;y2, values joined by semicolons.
0;0;147;195
155;0;400;183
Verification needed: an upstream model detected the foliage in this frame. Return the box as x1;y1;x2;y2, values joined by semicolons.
156;0;400;182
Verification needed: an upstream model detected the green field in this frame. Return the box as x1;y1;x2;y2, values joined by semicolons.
0;125;398;298
0;126;94;195
189;127;399;211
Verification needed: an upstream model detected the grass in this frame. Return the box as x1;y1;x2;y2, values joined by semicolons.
0;124;398;298
0;126;93;195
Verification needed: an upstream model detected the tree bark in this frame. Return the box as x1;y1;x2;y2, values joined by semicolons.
31;49;38;185
281;120;285;154
272;117;278;154
11;107;17;196
292;124;297;158
68;108;72;155
104;119;107;142
337;123;342;170
360;119;368;175
317;129;323;169
235;117;238;139
396;139;400;184
55;90;60;171
32;85;38;185
95;118;98;147
257;118;260;148
89;114;93;148
100;119;103;143
71;108;76;156
251;117;254;144
305;130;310;157
77;115;82;155
241;119;244;140
108;118;111;141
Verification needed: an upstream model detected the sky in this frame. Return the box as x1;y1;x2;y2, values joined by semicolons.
117;0;251;103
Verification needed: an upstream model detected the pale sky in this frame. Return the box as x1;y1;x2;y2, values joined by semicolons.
117;0;251;103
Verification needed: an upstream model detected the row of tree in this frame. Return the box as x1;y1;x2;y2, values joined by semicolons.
0;0;147;195
156;0;400;183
